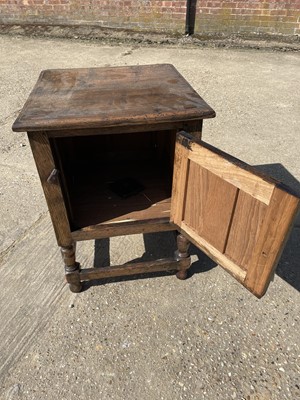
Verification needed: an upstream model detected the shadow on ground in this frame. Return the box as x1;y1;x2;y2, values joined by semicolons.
254;163;300;293
82;231;216;291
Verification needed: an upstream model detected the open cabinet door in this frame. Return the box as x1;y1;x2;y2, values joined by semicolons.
171;131;300;298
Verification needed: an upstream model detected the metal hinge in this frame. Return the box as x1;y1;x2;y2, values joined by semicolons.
47;168;59;184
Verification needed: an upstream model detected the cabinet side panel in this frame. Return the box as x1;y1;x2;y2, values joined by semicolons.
28;132;72;247
225;191;268;271
183;162;238;253
170;141;190;225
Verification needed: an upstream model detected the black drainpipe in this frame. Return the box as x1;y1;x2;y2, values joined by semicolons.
185;0;196;36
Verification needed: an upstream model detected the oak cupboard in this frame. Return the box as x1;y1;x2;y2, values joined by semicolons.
13;64;299;298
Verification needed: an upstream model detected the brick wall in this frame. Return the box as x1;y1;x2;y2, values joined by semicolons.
0;0;299;37
195;1;300;36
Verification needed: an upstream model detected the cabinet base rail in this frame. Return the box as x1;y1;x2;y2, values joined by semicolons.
65;257;191;292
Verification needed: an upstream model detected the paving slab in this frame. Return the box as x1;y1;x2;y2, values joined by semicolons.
0;35;299;400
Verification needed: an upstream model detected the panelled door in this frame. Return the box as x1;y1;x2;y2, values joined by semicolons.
171;131;299;298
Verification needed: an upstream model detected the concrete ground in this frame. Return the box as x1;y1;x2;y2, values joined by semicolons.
0;34;299;400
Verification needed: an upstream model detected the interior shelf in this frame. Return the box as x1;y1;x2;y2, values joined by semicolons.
51;130;176;232
70;161;172;229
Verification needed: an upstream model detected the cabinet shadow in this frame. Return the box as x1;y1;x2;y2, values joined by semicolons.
254;163;300;293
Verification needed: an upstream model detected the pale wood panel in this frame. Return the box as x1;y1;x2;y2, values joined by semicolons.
244;187;299;297
170;139;190;224
28;132;72;247
172;132;300;297
183;162;238;253
189;142;274;205
181;222;247;282
225;191;268;270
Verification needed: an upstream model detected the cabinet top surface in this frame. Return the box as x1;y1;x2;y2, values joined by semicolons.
12;64;216;132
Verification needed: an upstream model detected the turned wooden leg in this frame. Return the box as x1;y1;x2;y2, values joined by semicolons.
61;243;82;293
175;233;191;280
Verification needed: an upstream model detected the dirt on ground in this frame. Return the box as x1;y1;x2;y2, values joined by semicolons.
0;23;300;52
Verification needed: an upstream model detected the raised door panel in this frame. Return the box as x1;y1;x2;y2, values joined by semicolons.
183;162;238;253
171;131;300;298
225;191;268;270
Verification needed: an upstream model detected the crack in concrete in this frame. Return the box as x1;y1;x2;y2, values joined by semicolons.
0;211;48;264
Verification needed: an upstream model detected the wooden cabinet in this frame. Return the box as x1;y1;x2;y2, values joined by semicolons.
13;64;299;298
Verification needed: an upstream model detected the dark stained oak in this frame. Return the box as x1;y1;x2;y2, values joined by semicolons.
27;132;73;247
12;65;298;298
13;65;209;292
44;120;202;138
175;233;191;280
12;64;215;132
61;243;82;293
79;257;191;282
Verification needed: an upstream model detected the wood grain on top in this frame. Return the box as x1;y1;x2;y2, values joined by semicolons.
12;64;216;132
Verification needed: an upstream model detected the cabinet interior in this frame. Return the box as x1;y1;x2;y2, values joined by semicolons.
51;130;176;231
